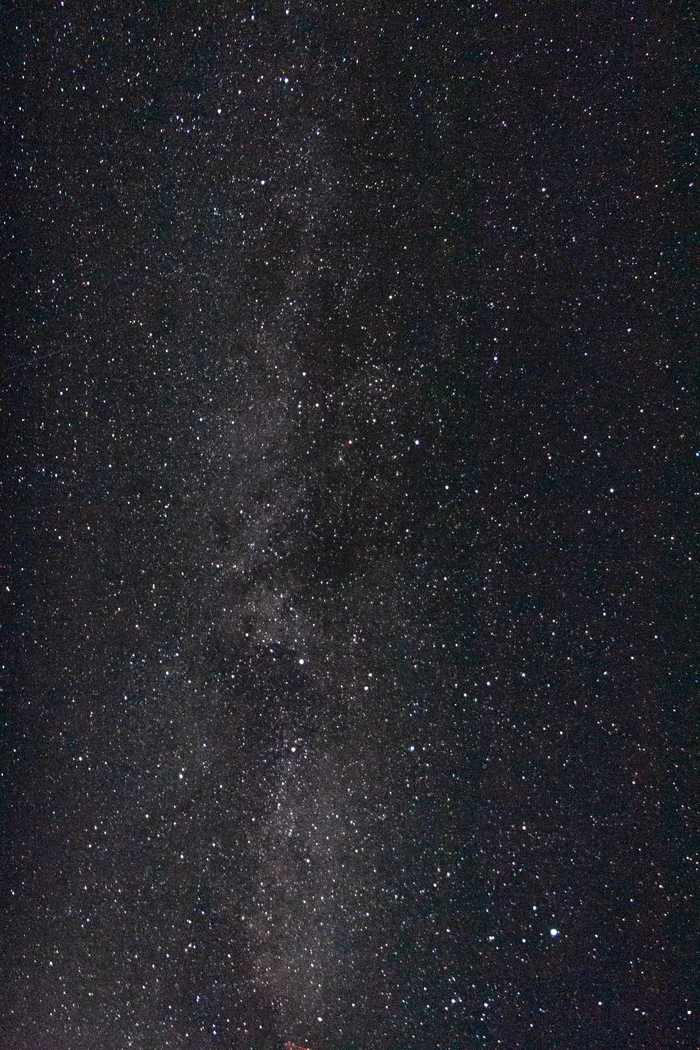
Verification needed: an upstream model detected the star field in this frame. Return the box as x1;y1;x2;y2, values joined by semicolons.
2;2;696;1049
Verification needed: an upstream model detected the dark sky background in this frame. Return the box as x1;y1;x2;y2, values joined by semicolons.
1;2;696;1049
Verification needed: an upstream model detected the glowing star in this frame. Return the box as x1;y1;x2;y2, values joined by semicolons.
550;928;559;937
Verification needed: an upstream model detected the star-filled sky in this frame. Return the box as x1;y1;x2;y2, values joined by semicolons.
2;2;696;1049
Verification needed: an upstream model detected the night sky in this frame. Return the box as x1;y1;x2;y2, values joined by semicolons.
2;2;696;1049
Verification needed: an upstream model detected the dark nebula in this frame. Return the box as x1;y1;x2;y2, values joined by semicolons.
2;3;695;1049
